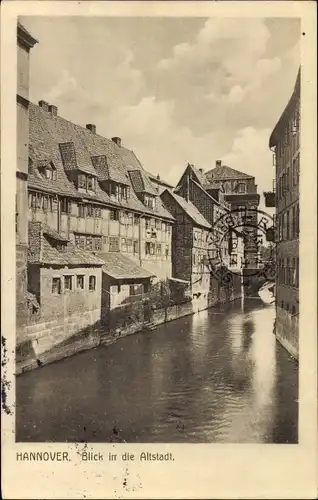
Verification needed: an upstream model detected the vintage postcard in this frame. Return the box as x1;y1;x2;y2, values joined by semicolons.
1;1;317;498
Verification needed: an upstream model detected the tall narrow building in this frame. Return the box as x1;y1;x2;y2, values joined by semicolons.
266;68;300;359
205;160;260;268
16;22;37;326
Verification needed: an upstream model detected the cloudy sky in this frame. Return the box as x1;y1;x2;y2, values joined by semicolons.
21;16;300;203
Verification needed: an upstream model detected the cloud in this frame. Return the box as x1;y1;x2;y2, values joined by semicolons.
23;16;300;200
44;70;84;103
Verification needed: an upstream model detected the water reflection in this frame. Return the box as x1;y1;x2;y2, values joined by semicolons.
16;298;298;443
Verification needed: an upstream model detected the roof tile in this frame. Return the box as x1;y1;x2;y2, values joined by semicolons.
161;190;211;229
29;104;174;220
100;252;154;280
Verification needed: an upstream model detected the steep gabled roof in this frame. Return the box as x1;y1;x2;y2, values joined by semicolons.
128;170;157;195
28;104;174;220
100;253;154;280
161;190;211;229
205;164;254;180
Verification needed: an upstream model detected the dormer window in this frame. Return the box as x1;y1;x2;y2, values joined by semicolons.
144;194;156;210
237;183;246;194
106;181;130;201
87;176;94;191
40;162;57;181
78;173;96;192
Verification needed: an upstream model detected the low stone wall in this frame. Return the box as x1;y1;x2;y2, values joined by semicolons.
275;307;299;360
17;286;244;374
16;309;101;374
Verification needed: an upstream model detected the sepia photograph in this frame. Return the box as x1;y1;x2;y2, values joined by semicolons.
15;14;301;445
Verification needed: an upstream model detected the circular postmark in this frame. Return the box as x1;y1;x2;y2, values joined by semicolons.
206;207;276;284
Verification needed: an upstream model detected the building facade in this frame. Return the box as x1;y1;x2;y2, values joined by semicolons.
267;68;300;359
160;189;212;301
16;22;37;326
27;102;175;286
205;160;260;268
174;163;244;273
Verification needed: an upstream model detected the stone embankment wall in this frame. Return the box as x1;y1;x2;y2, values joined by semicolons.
16;280;243;375
275;306;299;360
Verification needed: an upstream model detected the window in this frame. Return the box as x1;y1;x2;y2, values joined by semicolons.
296;258;299;288
87;176;94;191
292;206;296;237
145;218;150;229
166;224;171;234
64;275;73;291
95;207;101;218
145;242;155;255
94;238;102;251
295;205;299;236
86;237;93;251
78;174;86;189
155;219;161;230
75;235;86;249
156;244;162;256
110;209;119;221
237;183;246;193
129;284;142;296
89;276;96;291
127;213;133;225
43;196;49;211
109;236;119;252
230;254;238;266
133;214;139;225
127;239;133;253
120;185;129;200
282;213;286;240
110;285;119;294
36;193;42;208
120;211;128;224
292;258;296;287
29;193;36;208
121;238;127;252
45;168;52;180
87;205;94;217
52;277;61;295
292;306;296;315
52;197;58;212
286;210;290;240
60;197;71;214
286;168;290;193
165;244;169;258
286;258;290;285
76;275;85;289
77;204;84;218
133;240;139;254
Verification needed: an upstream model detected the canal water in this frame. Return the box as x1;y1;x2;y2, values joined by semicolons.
16;298;298;443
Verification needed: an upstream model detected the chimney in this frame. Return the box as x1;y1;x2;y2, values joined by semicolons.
38;100;49;112
216;160;222;167
156;174;160;181
86;124;96;134
199;168;204;173
112;137;122;147
48;104;58;116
